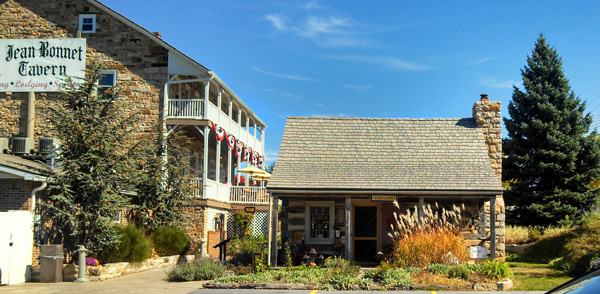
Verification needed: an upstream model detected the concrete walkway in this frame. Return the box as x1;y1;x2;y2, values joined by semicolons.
0;267;208;294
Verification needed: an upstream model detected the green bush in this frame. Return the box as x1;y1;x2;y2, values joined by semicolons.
424;263;448;274
549;257;571;273
324;256;350;269
365;265;414;288
166;258;227;281
528;227;541;242
98;225;152;263
233;210;253;237
152;226;189;256
228;235;267;265
447;264;471;279
479;259;513;280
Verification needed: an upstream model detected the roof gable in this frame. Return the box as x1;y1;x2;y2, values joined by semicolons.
268;117;502;193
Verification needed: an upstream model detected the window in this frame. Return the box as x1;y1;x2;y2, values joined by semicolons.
98;69;117;98
306;201;334;243
79;14;97;33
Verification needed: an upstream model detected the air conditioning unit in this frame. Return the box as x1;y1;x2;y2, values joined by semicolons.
0;138;8;154
10;137;34;155
38;137;61;155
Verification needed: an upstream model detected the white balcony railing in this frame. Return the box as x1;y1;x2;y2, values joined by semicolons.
190;179;268;204
230;186;269;204
167;99;203;118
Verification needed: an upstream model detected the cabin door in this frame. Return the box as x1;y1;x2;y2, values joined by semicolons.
353;204;379;264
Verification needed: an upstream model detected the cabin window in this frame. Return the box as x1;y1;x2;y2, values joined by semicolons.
306;201;334;243
79;14;97;33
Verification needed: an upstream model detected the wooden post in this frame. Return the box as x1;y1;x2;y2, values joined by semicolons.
267;192;273;266
418;197;424;224
271;194;279;267
345;198;352;262
490;197;496;259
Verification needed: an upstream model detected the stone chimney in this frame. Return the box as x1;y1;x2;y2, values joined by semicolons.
473;94;502;180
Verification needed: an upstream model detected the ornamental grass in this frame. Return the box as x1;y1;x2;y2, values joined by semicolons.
388;202;468;268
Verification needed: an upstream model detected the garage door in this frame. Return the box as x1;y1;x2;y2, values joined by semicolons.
0;211;33;285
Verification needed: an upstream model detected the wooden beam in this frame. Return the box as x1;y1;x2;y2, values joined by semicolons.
271;194;279;267
345;198;352;262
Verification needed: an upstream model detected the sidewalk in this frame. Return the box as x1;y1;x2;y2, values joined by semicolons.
0;267;207;294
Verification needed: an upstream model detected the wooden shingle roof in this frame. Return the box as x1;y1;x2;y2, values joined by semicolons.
268;117;502;193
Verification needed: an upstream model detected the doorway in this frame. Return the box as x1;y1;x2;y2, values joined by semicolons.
353;204;379;264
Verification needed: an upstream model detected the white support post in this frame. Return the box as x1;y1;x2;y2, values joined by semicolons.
216;140;221;184
253;122;257;138
203;81;210;119
345;198;352;262
217;87;223;124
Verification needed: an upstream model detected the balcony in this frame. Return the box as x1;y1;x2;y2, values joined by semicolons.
189;177;269;204
166;98;264;153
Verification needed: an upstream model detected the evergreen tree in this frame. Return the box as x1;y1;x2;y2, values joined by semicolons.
503;35;600;226
127;123;192;233
44;64;137;254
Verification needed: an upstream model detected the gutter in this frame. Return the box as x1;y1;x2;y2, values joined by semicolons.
30;182;47;213
266;188;503;197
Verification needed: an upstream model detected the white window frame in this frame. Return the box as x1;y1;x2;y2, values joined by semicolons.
97;69;117;99
305;201;334;244
79;14;97;33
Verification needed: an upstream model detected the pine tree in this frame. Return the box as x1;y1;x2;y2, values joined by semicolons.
503;35;600;226
44;63;138;254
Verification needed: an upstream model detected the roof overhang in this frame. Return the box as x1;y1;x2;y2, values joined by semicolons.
0;165;47;182
267;188;503;197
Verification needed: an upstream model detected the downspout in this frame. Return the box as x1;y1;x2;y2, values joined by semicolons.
30;182;47;213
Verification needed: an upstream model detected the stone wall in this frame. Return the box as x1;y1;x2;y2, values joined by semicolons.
473;95;505;260
182;203;207;256
0;0;166;142
472;95;502;179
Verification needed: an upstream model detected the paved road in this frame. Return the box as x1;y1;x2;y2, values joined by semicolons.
0;268;547;294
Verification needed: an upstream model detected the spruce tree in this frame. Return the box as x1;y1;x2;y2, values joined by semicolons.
44;64;137;254
503;35;600;226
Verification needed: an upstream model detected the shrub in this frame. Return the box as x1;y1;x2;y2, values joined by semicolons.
479;259;513;280
424;263;448;274
365;264;414;288
152;226;190;256
233;210;253;237
528;227;541;242
228;235;267;265
166;258;227;281
447;264;471;279
388;203;468;268
549;257;571;273
505;225;530;245
98;225;152;263
324;256;350;269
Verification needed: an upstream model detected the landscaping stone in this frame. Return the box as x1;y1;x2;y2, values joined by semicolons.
472;282;497;291
497;279;513;290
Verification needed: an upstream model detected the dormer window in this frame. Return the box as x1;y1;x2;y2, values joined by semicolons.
79;14;96;33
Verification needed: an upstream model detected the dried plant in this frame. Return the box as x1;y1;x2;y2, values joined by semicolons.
388;201;468;267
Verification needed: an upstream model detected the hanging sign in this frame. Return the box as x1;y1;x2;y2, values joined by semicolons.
371;195;397;202
0;38;86;92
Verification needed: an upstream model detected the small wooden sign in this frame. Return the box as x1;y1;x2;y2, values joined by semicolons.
244;207;255;213
371;195;397;202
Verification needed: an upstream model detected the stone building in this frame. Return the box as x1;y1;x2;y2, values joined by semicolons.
0;0;269;278
267;95;505;265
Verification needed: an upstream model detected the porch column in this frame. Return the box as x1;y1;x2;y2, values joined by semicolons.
246;116;250;135
253;122;257;138
228;99;233;184
203;81;210;117
202;125;209;257
271;193;279;267
216;140;221;184
237;109;242;185
345;198;352;262
217;88;223;124
418;197;424;223
490;197;496;259
262;127;266;145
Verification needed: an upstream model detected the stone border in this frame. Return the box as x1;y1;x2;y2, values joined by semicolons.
32;255;195;282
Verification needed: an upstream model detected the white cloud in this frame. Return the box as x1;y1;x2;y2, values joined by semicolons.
326;54;429;71
343;84;372;92
479;76;517;89
250;66;317;82
314;102;323;106
259;87;303;100
265;13;288;31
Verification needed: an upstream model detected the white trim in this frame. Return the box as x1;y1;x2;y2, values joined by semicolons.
0;165;46;182
78;14;97;33
305;201;335;244
99;69;117;87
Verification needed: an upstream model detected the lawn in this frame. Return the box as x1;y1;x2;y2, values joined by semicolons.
510;262;571;291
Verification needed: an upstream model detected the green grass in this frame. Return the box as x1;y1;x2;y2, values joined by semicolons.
509;262;571;291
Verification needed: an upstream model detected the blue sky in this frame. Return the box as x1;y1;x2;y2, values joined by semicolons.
101;0;600;165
